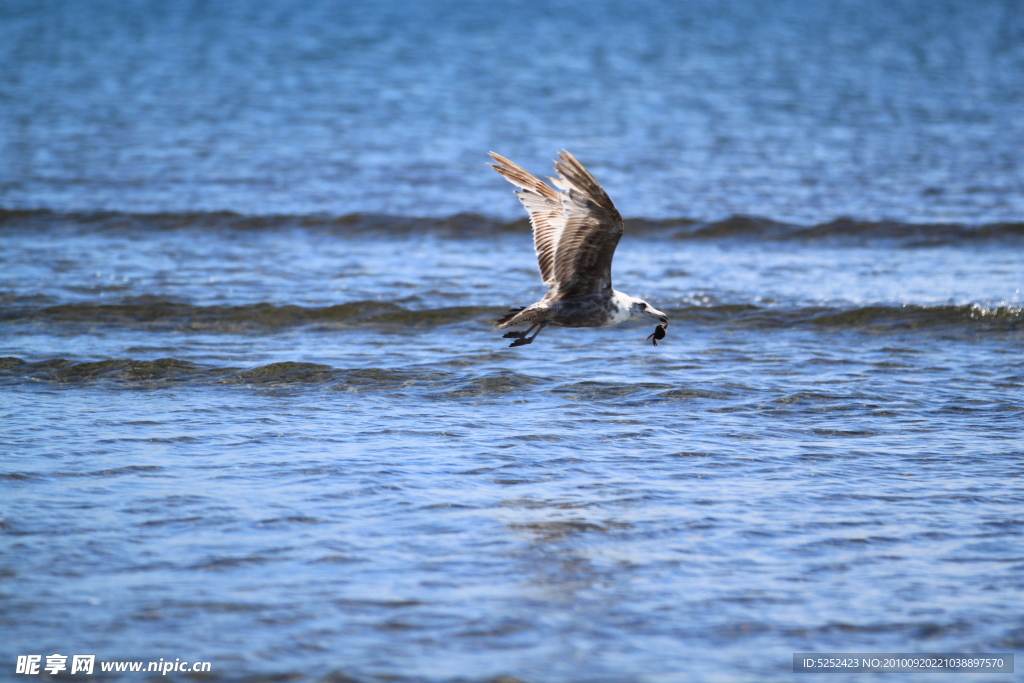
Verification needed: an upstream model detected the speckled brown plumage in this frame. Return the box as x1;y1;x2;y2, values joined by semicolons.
489;150;668;347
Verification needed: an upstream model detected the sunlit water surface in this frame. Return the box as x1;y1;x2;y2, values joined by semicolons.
2;0;1024;680
2;223;1022;682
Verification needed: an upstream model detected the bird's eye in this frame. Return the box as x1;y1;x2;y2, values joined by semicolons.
639;303;647;310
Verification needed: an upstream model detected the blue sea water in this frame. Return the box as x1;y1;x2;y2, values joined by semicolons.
3;0;1024;222
1;1;1023;681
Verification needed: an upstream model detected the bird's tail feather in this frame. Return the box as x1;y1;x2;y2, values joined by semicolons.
495;307;526;327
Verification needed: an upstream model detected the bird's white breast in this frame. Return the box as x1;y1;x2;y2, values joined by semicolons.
607;290;634;325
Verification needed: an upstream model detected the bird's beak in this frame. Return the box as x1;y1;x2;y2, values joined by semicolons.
646;306;668;325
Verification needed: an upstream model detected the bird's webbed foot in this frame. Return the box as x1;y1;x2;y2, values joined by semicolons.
502;321;547;348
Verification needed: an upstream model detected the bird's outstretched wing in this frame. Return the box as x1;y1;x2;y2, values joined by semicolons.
489;150;623;298
549;150;623;296
489;152;563;287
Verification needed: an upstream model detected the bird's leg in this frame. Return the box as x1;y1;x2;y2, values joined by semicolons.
509;321;548;347
503;322;540;340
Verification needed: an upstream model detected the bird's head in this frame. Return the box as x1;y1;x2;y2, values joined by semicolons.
630;298;668;325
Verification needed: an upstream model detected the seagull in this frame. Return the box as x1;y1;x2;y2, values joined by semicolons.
490;150;669;347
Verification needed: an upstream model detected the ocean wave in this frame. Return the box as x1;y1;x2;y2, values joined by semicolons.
0;298;495;331
2;208;1021;244
670;302;1024;331
0;208;529;237
0;357;522;391
2;299;1020;332
665;215;1024;243
0;358;739;405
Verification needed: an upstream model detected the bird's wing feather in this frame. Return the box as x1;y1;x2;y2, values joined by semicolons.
488;152;563;286
549;150;623;297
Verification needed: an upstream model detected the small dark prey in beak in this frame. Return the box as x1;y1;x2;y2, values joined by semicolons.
647;323;667;346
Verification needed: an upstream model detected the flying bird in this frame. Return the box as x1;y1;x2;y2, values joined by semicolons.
490;150;668;347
